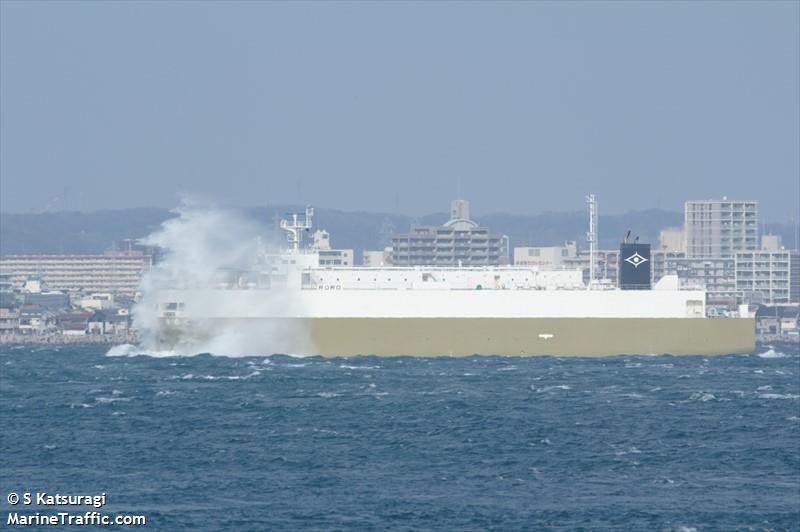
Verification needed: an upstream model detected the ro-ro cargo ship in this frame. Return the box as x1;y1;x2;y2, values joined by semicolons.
152;206;755;356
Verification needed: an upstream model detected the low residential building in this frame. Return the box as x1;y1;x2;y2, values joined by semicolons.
18;307;57;335
20;279;70;311
58;311;92;336
756;305;800;336
780;314;799;334
0;308;19;334
78;293;115;311
0;272;16;309
88;310;131;335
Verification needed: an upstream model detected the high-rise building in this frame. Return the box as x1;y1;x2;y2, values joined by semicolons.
684;198;759;258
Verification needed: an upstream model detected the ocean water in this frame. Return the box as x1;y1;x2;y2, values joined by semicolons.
1;346;799;531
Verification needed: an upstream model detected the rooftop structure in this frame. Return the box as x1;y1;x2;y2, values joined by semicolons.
659;227;685;253
761;235;783;251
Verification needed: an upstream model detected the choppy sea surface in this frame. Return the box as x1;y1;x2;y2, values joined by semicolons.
1;346;799;531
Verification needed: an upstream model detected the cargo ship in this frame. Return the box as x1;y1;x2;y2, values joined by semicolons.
151;206;755;356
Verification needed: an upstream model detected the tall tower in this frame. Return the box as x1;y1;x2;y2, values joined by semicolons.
378;217;395;249
586;194;597;288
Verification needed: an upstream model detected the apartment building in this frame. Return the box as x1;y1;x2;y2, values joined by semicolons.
391;200;508;267
735;250;800;305
0;250;152;296
651;252;737;307
684;198;759;258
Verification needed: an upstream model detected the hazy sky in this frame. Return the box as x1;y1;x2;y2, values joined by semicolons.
1;1;798;220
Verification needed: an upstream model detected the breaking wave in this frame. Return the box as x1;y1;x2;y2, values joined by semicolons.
106;200;313;358
756;348;798;359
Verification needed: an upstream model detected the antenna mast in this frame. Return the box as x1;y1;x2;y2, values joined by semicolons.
280;206;314;253
586;194;597;289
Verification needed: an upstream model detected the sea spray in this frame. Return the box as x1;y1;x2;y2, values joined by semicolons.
109;199;314;357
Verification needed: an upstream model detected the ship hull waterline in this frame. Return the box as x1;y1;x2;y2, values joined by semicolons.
156;317;755;357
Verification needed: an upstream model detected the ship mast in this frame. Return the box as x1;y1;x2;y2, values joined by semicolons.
586;194;597;289
280;206;314;253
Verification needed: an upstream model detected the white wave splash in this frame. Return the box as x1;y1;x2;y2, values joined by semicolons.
688;392;716;402
758;393;800;400
757;348;795;359
106;200;313;358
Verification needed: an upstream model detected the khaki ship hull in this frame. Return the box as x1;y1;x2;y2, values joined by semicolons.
157;317;755;356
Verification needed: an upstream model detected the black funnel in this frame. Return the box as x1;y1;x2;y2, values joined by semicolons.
619;242;651;290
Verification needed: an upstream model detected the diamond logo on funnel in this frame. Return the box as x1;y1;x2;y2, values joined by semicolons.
625;252;648;268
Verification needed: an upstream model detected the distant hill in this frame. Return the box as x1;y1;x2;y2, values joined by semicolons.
1;206;796;260
0;208;174;255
